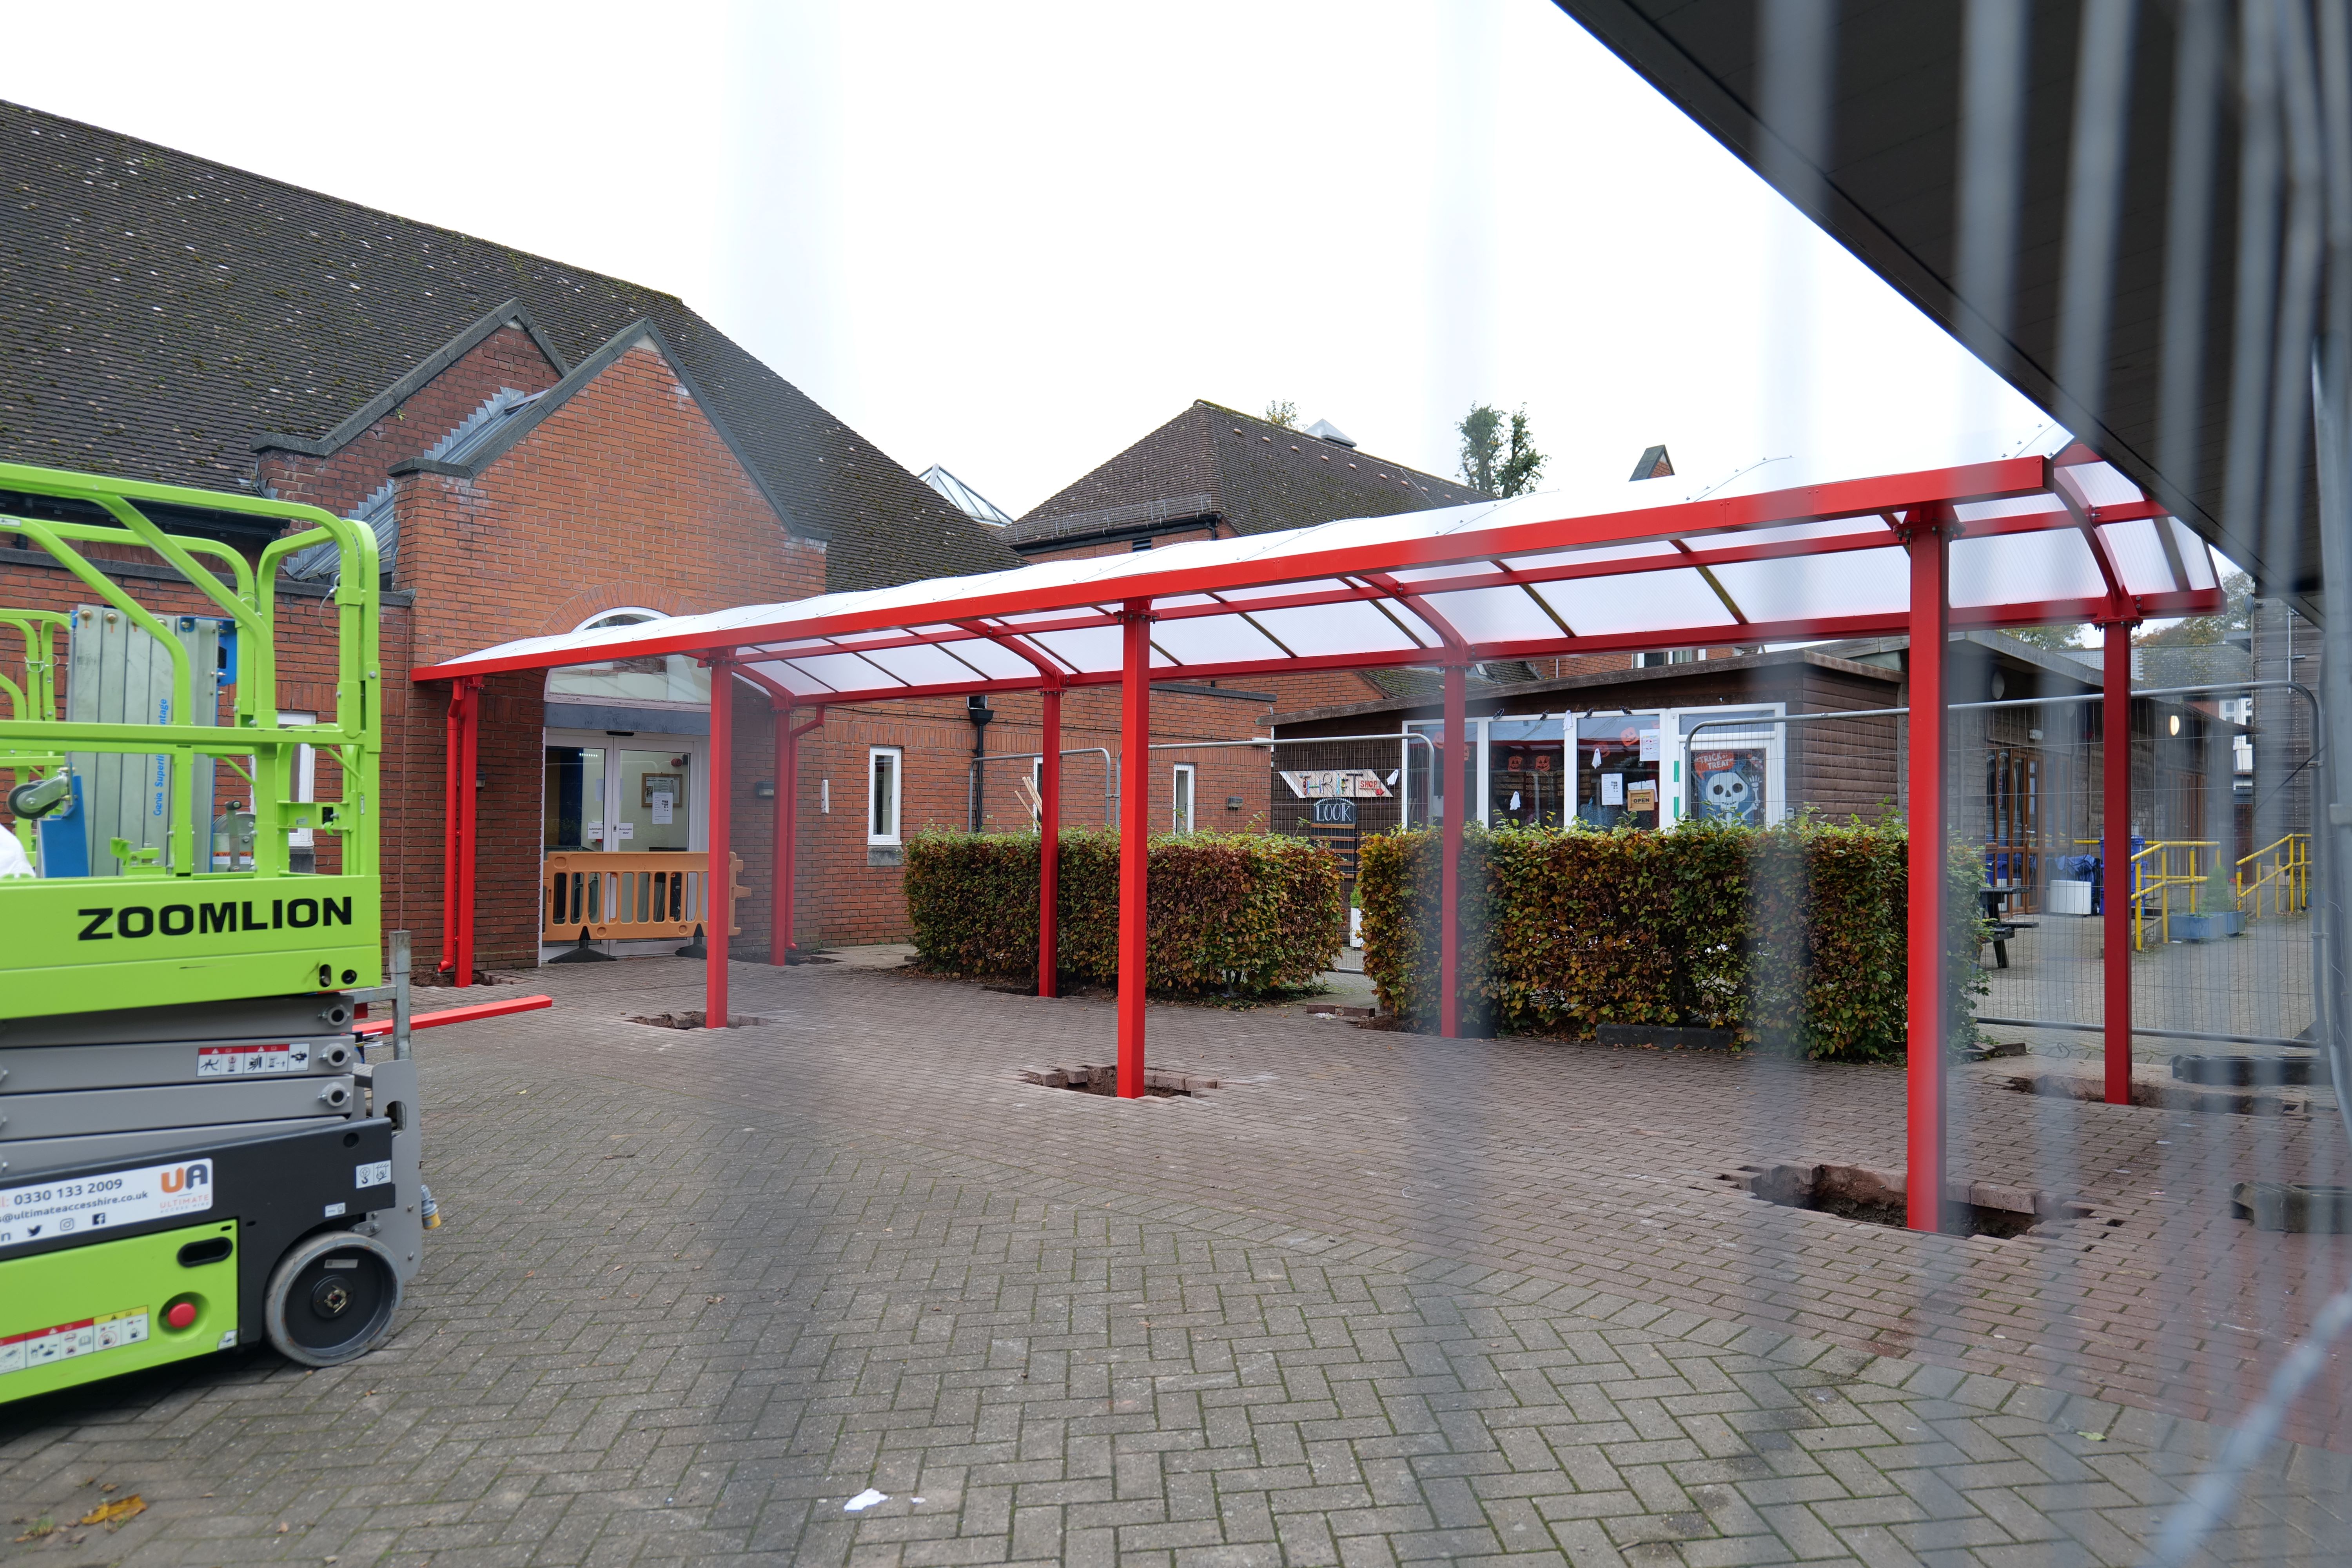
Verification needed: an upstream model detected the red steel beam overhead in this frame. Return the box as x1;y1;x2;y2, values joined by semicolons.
419;455;2102;682
415;449;2221;720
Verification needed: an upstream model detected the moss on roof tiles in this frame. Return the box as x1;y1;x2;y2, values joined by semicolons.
0;99;1018;593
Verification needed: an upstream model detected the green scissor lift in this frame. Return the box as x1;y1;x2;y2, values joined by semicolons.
1;460;423;1401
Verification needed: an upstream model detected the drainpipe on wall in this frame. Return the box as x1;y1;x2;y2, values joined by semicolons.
967;693;995;831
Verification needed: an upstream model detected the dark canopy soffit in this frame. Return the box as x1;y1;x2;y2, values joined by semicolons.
1554;1;2321;609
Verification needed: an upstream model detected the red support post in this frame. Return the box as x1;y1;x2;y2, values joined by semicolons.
1903;509;1949;1233
453;677;479;989
1116;605;1151;1097
441;681;463;978
771;700;795;966
1440;662;1467;1040
1039;682;1062;999
2103;622;2136;1104
706;659;732;1030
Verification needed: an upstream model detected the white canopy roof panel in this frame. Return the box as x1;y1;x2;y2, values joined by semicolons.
418;442;2222;706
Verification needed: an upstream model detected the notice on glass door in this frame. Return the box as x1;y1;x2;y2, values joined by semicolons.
650;791;673;825
1600;772;1624;806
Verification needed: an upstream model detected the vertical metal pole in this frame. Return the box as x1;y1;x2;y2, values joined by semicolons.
706;659;731;1029
454;678;479;990
1904;512;1949;1233
2103;621;2137;1104
1040;684;1062;999
389;929;412;1062
1117;606;1151;1097
771;700;795;966
1440;662;1467;1039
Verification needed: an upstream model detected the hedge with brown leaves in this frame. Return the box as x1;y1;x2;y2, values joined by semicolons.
1357;818;1984;1058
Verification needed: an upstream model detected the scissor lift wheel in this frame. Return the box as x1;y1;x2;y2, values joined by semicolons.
263;1231;403;1367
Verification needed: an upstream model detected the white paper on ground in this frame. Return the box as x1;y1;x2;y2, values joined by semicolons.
844;1489;888;1512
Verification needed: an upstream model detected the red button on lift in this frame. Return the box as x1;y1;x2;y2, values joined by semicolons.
165;1300;197;1330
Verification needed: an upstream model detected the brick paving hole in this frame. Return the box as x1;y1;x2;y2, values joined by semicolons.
626;1011;770;1029
1725;1159;2091;1239
1018;1062;1218;1097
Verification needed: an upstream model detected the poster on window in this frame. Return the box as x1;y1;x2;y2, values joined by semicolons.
1691;749;1766;825
1279;769;1393;799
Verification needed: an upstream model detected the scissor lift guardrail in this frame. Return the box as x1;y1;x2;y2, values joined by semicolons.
0;460;418;1399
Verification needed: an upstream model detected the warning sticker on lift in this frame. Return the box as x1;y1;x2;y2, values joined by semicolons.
0;1309;149;1376
0;1159;214;1252
196;1042;311;1076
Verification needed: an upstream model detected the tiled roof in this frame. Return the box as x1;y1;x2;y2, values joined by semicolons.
0;100;1020;593
1013;401;1486;545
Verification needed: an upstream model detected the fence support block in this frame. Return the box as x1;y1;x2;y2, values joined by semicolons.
1902;509;1949;1232
1040;683;1062;999
1440;662;1466;1040
2103;621;2137;1104
706;658;732;1029
1117;606;1151;1096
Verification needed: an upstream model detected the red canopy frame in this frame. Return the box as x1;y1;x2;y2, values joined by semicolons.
423;444;2217;1233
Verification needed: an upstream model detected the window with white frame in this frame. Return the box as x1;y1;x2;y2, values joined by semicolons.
1171;763;1196;832
867;747;903;844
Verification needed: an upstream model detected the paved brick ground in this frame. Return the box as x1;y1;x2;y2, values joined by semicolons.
4;957;2348;1566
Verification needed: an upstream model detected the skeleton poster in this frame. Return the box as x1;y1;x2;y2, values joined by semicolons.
1692;749;1765;825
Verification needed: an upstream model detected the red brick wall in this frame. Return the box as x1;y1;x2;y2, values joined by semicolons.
258;327;563;518
1251;669;1392;713
384;339;824;967
395;339;823;668
771;684;1272;947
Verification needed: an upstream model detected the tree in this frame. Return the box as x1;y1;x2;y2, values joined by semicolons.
1457;403;1547;497
2136;570;2254;646
1263;399;1298;429
2004;625;2091;652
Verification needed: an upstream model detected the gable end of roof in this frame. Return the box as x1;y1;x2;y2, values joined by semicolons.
408;319;828;545
252;299;568;459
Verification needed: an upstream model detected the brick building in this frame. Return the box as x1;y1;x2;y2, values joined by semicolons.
1005;404;1756;713
0;101;1289;966
1268;632;2237;911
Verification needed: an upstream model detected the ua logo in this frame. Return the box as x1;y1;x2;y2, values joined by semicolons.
160;1161;212;1194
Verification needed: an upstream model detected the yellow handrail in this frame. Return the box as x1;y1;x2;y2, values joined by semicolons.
2129;840;2220;950
2234;833;2310;918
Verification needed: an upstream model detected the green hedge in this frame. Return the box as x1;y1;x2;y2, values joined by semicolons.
905;829;1345;993
1357;818;1985;1059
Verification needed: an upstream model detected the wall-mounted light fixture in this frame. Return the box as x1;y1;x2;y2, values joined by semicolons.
2169;714;2181;736
753;780;777;799
474;769;487;789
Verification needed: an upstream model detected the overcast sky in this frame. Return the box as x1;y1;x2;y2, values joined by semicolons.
1;1;2053;521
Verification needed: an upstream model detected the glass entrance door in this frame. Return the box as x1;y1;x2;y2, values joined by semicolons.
543;733;700;853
